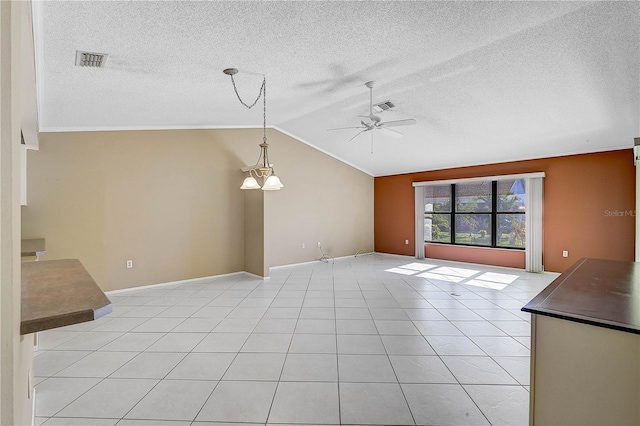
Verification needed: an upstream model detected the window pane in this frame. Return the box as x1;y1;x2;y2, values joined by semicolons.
424;185;451;212
425;214;451;243
456;182;492;212
497;179;526;212
455;214;491;246
497;214;526;248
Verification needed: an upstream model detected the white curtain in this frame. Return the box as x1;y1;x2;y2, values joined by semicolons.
414;186;425;259
525;177;544;272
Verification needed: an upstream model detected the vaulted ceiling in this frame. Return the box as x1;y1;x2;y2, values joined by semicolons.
34;1;639;176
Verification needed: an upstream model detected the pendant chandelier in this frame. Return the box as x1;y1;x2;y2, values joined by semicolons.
223;68;284;191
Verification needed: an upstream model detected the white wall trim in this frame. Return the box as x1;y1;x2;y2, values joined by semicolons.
39;124;265;133
108;254;386;295
104;271;247;295
269;259;322;270
269;252;376;271
31;0;45;145
412;172;545;187
385;147;632;178
106;252;553;297
372;252;417;260
272;126;374;176
242;271;270;280
36;124;375;177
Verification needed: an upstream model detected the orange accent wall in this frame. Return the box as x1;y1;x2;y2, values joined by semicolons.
374;150;636;273
424;244;525;269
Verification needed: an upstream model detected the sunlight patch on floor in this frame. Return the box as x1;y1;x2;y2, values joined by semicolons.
384;263;520;291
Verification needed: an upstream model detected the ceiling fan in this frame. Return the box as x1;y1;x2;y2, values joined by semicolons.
327;81;417;145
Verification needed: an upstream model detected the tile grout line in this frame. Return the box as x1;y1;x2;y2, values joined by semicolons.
118;279;239;423
406;268;524;425
332;260;342;426
44;320;150;421
355;266;417;426
34;256;547;425
263;267;301;425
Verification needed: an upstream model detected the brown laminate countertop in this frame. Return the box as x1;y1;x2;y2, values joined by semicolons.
522;258;640;335
21;259;112;335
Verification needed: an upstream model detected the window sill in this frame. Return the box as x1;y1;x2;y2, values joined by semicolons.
424;243;525;252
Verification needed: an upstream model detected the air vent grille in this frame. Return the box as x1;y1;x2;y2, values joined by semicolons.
372;100;395;113
75;51;108;68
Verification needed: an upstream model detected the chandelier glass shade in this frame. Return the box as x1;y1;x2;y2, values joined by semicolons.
240;176;260;190
263;174;284;190
223;68;283;191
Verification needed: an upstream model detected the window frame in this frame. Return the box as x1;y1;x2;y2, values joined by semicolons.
424;180;526;250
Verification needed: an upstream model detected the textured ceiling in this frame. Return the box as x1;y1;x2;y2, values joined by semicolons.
34;1;639;176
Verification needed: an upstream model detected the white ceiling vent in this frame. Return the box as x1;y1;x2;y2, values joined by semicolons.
372;100;395;113
75;51;108;68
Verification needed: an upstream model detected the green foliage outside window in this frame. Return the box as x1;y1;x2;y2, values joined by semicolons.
424;179;526;249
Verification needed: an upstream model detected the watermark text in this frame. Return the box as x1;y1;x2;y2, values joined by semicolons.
604;209;636;217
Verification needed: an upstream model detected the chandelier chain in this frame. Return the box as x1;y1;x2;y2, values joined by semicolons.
225;67;282;190
229;74;265;110
263;79;267;143
229;74;267;144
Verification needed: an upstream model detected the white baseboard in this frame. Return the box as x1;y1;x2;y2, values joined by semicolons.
372;252;416;260
106;252;390;294
242;271;270;280
105;271;247;295
269;259;321;270
269;251;377;271
31;388;36;426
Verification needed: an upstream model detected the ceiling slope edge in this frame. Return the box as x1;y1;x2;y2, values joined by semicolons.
272;126;374;177
379;144;635;178
38;124;266;133
37;123;375;177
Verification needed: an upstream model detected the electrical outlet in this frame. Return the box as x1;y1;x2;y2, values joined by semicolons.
562;250;568;258
317;242;321;248
302;243;305;249
405;239;409;245
126;260;133;268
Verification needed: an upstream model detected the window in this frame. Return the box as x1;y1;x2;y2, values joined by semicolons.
497;179;526;248
424;179;526;249
424;185;451;243
455;181;492;246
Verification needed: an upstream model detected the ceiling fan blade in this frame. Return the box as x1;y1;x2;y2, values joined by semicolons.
349;129;369;141
379;118;417;128
370;130;374;154
327;126;366;131
378;127;403;138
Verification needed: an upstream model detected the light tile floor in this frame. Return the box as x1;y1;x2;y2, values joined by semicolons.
34;254;557;426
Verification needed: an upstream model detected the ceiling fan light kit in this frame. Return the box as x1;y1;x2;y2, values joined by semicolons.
223;68;283;191
327;80;417;152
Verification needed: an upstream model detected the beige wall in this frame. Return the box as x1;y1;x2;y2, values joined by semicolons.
244;189;265;277
22;128;374;291
265;131;374;266
1;1;35;424
23;130;246;291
